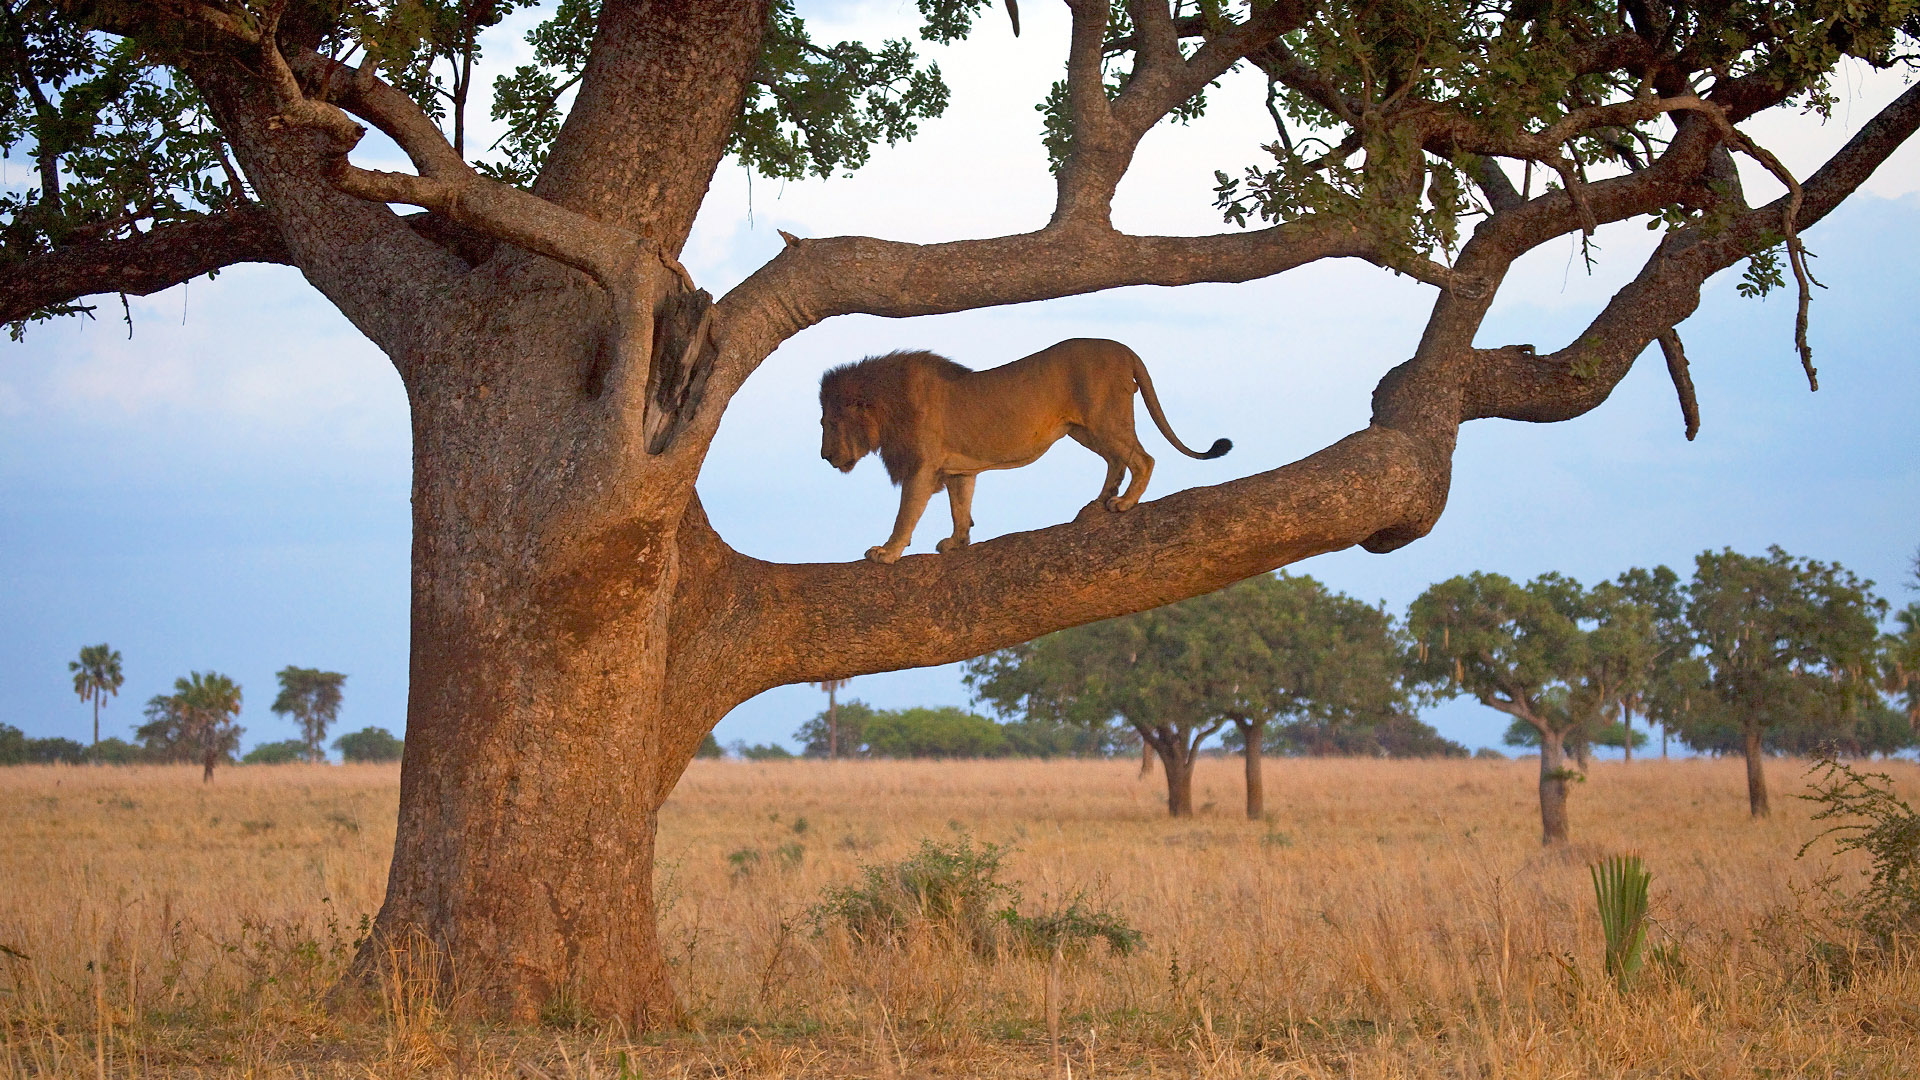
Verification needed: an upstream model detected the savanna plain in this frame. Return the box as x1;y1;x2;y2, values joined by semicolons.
2;756;1916;1079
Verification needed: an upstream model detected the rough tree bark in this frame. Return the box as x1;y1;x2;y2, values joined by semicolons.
22;0;1919;1028
1138;722;1215;817
1743;726;1771;818
1538;728;1570;846
1236;715;1266;820
1486;695;1580;845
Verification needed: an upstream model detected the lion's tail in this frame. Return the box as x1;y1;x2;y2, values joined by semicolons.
1130;352;1231;460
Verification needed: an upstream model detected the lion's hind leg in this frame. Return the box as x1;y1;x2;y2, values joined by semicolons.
936;474;975;553
1067;426;1143;519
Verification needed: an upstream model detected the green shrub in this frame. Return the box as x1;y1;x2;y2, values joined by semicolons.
813;836;1144;964
812;835;1015;952
333;727;404;763
1000;893;1142;958
243;739;310;765
1799;758;1920;952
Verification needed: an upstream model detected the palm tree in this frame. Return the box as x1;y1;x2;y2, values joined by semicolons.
175;672;244;782
811;679;851;760
271;667;348;763
69;644;124;758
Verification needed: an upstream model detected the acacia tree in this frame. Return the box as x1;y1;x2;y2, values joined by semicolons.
67;642;123;755
270;666;346;762
9;0;1920;1026
1886;603;1920;732
1684;546;1885;816
1604;567;1686;760
968;598;1231;816
1214;573;1410;816
1408;572;1638;844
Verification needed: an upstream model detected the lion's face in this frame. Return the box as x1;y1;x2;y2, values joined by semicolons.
820;401;878;472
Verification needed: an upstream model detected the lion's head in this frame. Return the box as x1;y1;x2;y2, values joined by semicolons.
819;366;881;472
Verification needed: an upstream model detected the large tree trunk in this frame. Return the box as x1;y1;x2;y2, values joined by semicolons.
1538;729;1570;845
1622;707;1632;763
355;274;719;1028
1239;717;1265;820
1743;725;1770;818
1151;736;1197;817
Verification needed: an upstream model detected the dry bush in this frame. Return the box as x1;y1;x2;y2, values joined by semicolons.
2;756;1918;1077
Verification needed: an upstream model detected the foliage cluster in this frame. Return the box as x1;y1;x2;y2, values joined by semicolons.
1800;758;1920;953
795;701;1124;760
333;726;405;763
810;833;1140;961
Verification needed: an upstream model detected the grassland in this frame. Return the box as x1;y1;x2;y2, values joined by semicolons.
2;755;1916;1077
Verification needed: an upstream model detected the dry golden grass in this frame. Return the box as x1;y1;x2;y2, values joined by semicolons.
2;755;1917;1078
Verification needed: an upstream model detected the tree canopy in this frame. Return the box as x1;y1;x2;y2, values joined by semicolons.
270;666;346;763
1681;545;1886;815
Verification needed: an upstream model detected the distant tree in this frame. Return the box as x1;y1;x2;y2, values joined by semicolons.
796;699;881;759
811;679;852;761
68;643;124;757
24;736;89;764
135;687;191;757
1217;574;1411;817
1408;573;1632;845
972;573;1411;818
243;739;311;765
969;603;1225;818
1245;710;1466;758
87;737;145;765
733;742;794;761
861;707;1007;759
135;694;193;763
695;733;725;759
1364;714;1470;758
172;672;245;782
270;667;347;763
0;726;90;765
1602;568;1688;761
1000;717;1130;759
0;724;26;765
335;727;405;764
1683;548;1884;817
1502;714;1645;763
1884;603;1920;734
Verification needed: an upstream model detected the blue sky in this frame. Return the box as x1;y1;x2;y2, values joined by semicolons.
3;3;1916;755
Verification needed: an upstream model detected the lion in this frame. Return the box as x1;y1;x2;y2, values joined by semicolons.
819;337;1231;564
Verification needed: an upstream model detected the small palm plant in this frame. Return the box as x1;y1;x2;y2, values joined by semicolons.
1591;854;1652;990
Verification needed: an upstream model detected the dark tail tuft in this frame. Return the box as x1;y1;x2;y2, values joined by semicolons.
1201;438;1231;459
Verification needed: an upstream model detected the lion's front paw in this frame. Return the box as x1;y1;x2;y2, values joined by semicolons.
1105;495;1136;513
865;545;901;564
936;536;970;554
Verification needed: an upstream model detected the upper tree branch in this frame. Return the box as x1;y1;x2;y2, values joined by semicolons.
533;0;768;249
1465;79;1920;425
693;217;1452;462
0;204;291;325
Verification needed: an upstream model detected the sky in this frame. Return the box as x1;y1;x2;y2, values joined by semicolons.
2;3;1916;757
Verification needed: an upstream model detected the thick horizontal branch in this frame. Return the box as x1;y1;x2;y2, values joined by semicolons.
705;426;1434;695
0;205;290;325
